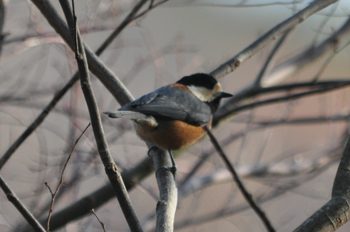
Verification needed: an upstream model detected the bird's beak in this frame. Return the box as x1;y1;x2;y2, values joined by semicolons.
218;92;233;98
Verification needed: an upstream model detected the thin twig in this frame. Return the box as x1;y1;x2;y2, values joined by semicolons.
95;0;148;55
312;34;350;82
234;114;350;126
91;209;107;232
45;123;90;231
263;16;350;87
255;28;293;86
201;1;303;8
214;80;350;126
0;174;46;232
210;0;338;79
133;0;169;20
0;0;5;56
230;83;348;114
204;125;275;232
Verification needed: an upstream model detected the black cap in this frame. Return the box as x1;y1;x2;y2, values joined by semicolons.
176;73;218;89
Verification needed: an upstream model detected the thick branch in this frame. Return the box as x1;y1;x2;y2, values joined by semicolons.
150;148;178;232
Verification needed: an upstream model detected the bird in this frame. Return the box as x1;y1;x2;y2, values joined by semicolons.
104;73;232;175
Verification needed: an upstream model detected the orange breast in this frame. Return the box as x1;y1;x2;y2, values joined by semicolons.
134;119;210;150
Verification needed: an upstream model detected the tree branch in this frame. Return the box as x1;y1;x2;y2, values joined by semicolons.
213;80;350;126
0;0;5;57
0;0;149;169
294;135;350;231
59;1;142;231
149;147;178;232
45;123;90;231
204;126;275;232
11;1;342;231
210;0;338;79
264;16;350;86
0;174;46;232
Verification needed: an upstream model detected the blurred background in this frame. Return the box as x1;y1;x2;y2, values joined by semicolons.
1;0;350;231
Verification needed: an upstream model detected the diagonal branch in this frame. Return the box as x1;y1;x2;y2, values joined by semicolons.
204;126;275;232
0;174;46;232
210;0;338;79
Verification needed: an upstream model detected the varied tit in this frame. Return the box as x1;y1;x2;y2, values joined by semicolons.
104;73;232;174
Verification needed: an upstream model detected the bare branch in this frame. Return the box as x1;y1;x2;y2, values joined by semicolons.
45;123;90;231
149;147;178;232
38;157;154;232
199;1;304;8
59;1;142;231
30;0;133;104
44;77;350;231
234;114;350;126
255;28;294;86
0;0;5;57
0;174;46;232
214;79;350;126
95;0;148;55
294;135;350;231
204;126;275;232
173;132;348;230
0;74;78;169
91;209;107;232
210;0;339;79
133;0;169;20
0;0;150;170
264;16;350;86
181;145;342;197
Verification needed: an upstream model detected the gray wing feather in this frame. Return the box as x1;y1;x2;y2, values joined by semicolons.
118;86;211;126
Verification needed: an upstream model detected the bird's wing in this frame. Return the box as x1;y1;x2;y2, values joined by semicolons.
118;85;212;126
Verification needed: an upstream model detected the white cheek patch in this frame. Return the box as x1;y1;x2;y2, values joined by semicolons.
187;83;222;102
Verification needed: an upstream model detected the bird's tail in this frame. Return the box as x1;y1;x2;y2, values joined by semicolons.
104;111;147;120
103;111;158;127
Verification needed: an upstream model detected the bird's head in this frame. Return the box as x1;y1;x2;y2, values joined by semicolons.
176;73;232;113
